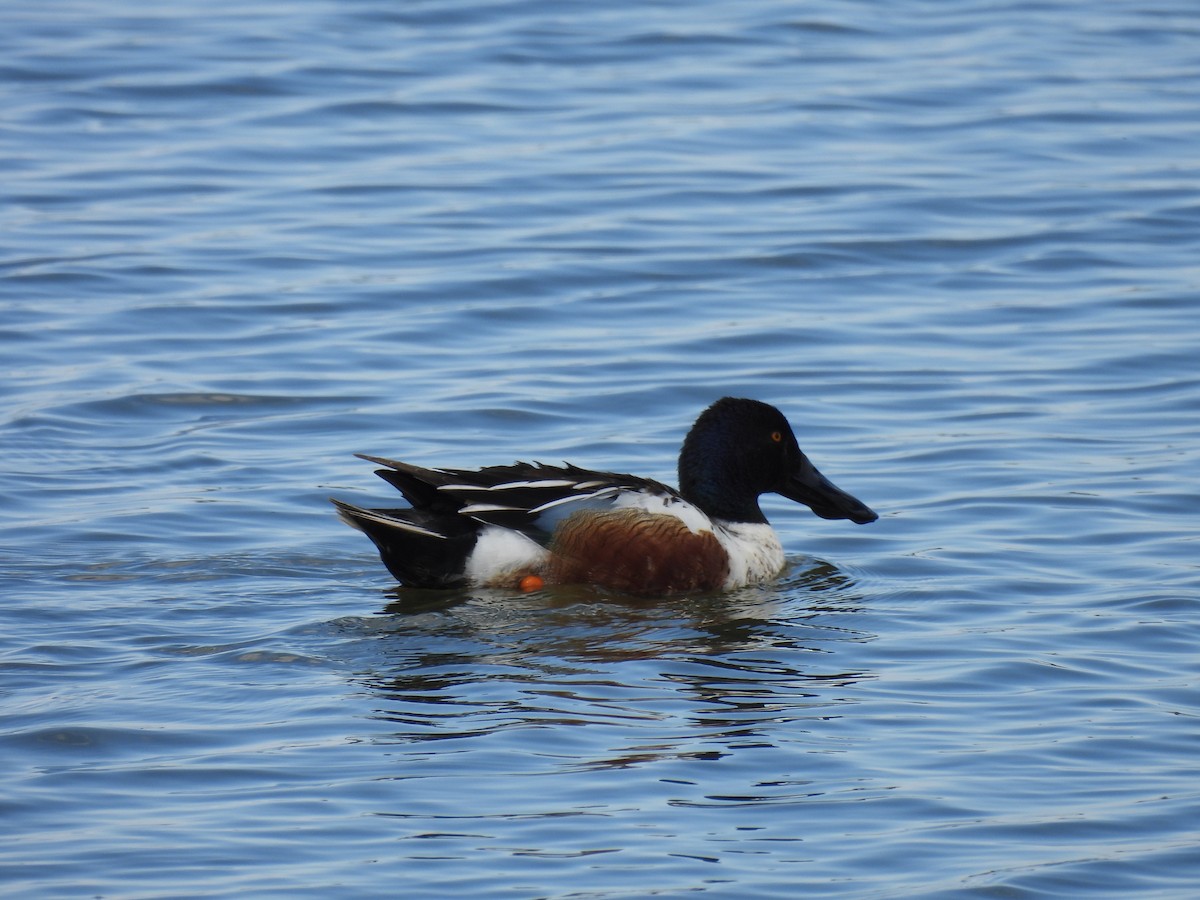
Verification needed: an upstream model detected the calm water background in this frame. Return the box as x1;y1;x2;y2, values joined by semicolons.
3;1;1199;897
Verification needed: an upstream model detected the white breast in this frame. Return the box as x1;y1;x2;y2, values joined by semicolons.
715;522;786;588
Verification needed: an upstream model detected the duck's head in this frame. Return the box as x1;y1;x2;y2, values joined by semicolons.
678;397;878;526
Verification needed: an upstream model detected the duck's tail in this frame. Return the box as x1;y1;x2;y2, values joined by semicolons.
331;499;478;588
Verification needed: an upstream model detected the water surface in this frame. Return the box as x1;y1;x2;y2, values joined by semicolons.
3;1;1200;897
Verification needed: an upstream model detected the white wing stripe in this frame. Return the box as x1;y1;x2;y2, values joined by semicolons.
439;479;580;493
344;508;448;540
528;487;621;514
490;478;579;490
460;503;524;515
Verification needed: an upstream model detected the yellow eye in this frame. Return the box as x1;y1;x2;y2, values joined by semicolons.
770;430;783;443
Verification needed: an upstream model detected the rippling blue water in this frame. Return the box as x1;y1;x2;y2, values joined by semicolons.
4;1;1200;896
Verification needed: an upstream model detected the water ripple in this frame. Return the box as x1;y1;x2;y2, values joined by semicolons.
4;0;1200;896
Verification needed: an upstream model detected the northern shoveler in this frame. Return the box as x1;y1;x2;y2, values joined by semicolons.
333;397;877;596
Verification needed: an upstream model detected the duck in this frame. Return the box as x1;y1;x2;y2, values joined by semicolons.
333;397;877;596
